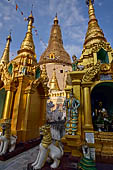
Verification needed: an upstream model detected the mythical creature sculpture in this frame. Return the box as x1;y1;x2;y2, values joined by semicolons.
0;120;17;155
31;124;63;169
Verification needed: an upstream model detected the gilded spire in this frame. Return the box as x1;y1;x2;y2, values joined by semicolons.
54;13;58;25
87;0;96;21
39;14;71;65
0;34;12;64
49;68;60;91
84;0;107;47
18;12;35;55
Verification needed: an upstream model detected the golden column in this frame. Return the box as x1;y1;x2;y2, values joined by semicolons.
82;82;93;131
23;87;34;131
2;83;16;119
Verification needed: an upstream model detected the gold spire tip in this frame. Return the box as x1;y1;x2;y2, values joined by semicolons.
54;13;58;25
7;34;12;42
86;0;94;6
55;13;57;17
28;11;34;23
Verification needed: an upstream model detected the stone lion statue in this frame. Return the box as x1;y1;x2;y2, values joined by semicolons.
0;120;17;155
31;124;63;169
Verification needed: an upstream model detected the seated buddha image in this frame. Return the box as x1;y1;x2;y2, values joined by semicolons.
93;101;113;132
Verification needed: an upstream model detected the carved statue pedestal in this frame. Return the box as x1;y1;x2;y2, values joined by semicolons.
61;135;83;157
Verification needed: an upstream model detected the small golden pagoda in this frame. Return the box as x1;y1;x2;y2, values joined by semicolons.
49;68;65;112
39;14;72;91
49;68;60;92
62;0;113;158
0;12;49;143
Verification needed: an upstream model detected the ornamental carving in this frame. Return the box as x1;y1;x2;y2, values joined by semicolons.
0;63;14;85
82;60;101;82
100;63;110;72
92;41;112;53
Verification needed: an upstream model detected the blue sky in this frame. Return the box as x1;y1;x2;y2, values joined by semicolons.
0;0;113;61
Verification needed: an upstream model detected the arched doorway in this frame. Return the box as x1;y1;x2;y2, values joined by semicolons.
97;48;109;64
91;82;113;132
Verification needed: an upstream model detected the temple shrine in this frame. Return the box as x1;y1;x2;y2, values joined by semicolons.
62;0;113;158
0;13;49;143
0;0;113;168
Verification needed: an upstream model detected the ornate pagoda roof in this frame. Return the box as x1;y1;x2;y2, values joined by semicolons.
84;0;107;48
39;14;71;65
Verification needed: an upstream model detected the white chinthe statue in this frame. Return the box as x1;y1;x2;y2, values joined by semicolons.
0;120;17;155
32;124;64;169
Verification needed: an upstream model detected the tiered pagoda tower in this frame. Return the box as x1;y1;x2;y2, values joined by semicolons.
78;0;112;68
62;0;113;158
39;14;72;91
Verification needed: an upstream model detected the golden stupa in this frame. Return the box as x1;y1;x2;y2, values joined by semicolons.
49;68;60;92
0;12;49;143
62;0;113;158
39;14;72;91
39;14;71;65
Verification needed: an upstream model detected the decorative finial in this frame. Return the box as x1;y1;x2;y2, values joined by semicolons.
86;0;96;21
6;29;12;42
86;0;94;6
7;32;12;42
28;11;34;24
31;4;33;12
54;13;58;25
